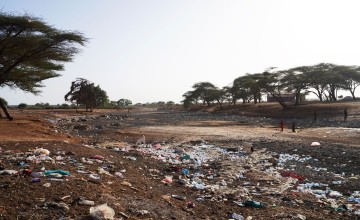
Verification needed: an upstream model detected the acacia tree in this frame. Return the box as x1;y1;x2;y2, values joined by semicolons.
306;66;328;101
0;13;86;120
93;85;109;107
64;78;96;112
323;64;345;101
222;86;234;106
182;91;197;108
337;65;360;100
281;67;310;105
232;75;255;105
192;82;218;106
258;69;289;110
117;98;132;108
207;88;225;108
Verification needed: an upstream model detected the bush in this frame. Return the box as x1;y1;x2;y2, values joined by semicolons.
60;103;70;109
18;103;28;109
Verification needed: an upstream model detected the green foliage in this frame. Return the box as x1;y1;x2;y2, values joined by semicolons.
93;85;109;107
0;13;87;94
166;101;175;107
0;97;8;107
34;102;49;108
117;99;132;108
18;103;27;109
65;78;109;110
0;12;86;120
60;103;70;109
65;78;96;111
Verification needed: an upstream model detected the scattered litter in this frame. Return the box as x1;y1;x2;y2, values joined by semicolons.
34;148;50;155
91;155;104;160
98;167;113;176
121;181;132;187
79;199;95;206
31;178;41;183
280;171;305;183
161;176;173;184
137;210;150;215
0;170;18;175
243;200;266;208
114;172;124;178
186;201;195;208
44;170;70;176
172;195;186;200
89;203;115;220
229;213;244;220
45;201;69;210
328;191;343;198
43;183;51;187
296;214;306;220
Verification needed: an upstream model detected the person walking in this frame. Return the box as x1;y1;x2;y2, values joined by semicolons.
292;121;296;132
314;110;318;122
280;120;285;132
344;107;348;122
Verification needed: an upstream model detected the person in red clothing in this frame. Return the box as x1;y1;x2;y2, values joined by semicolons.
280;120;285;132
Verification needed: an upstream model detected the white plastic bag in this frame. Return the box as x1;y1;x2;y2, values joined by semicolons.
89;203;115;220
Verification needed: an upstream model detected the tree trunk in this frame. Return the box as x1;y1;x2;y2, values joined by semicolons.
232;98;237;106
350;90;356;100
295;93;300;105
217;100;222;109
312;89;323;101
257;93;262;103
329;86;337;101
295;89;301;105
269;92;288;110
0;99;13;120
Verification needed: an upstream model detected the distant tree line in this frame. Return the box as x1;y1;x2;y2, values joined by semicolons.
182;63;360;110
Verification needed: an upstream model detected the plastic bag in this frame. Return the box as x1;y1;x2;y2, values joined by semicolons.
89;203;115;220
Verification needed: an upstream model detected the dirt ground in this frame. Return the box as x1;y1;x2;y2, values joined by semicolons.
0;102;359;220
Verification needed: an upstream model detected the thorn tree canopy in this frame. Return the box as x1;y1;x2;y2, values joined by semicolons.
0;13;87;120
64;78;96;112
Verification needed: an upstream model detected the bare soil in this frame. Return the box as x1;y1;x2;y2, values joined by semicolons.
0;102;359;220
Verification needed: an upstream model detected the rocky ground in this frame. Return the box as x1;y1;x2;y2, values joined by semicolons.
0;103;359;220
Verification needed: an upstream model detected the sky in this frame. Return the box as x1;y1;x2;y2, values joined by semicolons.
2;0;360;105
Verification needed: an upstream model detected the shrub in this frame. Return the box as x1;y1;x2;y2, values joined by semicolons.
18;103;28;109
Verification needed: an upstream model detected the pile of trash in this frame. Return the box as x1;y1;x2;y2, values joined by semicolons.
0;146;124;219
1;141;359;218
111;141;360;217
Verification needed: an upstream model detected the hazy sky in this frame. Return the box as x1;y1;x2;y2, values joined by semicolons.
2;0;360;105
